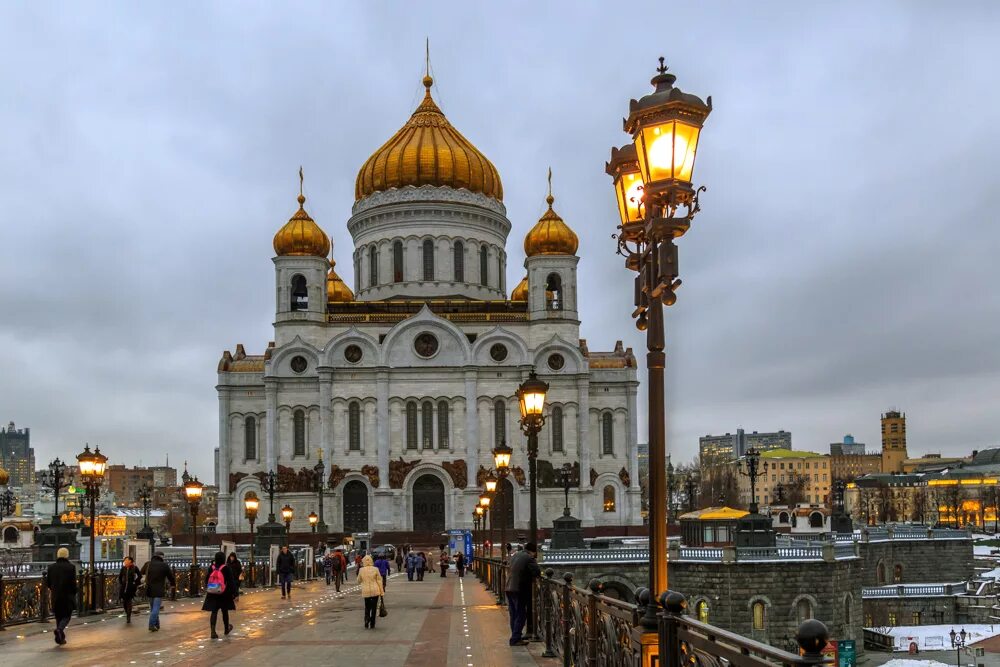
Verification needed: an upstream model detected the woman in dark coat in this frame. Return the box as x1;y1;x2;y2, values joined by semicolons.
202;551;237;639
225;552;243;600
118;555;142;623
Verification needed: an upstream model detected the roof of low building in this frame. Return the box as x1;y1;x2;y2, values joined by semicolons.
679;506;749;521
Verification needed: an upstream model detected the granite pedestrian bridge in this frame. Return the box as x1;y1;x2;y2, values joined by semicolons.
0;553;834;667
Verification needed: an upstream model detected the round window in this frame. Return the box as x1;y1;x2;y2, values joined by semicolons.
290;355;308;373
490;343;508;362
547;353;565;371
344;344;363;364
414;332;439;358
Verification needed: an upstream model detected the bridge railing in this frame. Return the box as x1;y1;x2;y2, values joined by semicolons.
472;556;833;667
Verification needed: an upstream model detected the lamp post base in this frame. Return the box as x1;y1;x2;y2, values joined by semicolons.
189;564;201;597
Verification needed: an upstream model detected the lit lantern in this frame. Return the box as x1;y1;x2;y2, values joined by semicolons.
485;470;498;494
516;371;549;423
183;476;204;504
281;504;294;525
479;493;491;508
493;441;512;472
624;58;710;201
244;491;259;519
606;143;645;225
77;444;108;486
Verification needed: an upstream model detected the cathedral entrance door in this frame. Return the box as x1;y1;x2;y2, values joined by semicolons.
412;474;445;532
343;480;369;533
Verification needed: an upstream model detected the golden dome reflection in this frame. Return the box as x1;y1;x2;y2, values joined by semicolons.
355;74;503;202
524;173;579;257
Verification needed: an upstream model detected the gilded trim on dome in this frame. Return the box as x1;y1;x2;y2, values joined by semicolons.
524;188;579;257
355;76;503;202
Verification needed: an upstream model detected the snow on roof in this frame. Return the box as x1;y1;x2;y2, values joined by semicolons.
871;624;1000;651
881;659;952;667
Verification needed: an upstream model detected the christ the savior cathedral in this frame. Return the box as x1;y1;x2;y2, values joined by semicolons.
216;71;642;536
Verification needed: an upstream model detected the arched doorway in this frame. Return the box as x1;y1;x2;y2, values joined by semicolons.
413;474;445;532
499;478;514;529
343;480;369;533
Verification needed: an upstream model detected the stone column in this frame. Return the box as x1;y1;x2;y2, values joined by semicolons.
577;377;591;489
464;370;479;486
319;371;333;465
376;370;390;489
265;380;278;471
218;387;231;530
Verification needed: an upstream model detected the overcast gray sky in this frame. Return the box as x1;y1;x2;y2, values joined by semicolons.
2;2;998;482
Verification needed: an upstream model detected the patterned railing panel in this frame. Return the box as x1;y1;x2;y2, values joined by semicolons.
1;578;45;624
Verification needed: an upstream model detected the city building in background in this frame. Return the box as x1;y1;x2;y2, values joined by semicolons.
830;434;865;456
0;421;36;486
880;409;908;473
738;449;832;507
699;428;791;464
829;435;881;482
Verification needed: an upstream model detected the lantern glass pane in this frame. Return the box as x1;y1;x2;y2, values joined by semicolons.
485;479;498;493
495;451;511;469
621;171;644;222
523;391;545;416
639;121;700;184
78;459;95;477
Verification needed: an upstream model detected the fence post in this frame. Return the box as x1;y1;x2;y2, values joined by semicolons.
587;579;600;667
796;619;830;665
562;573;573;667
170;567;178;601
659;591;686;667
542;569;556;658
0;573;5;630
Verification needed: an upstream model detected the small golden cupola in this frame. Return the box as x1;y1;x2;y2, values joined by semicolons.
355;69;503;202
273;169;331;257
510;275;529;301
326;256;354;303
524;171;579;257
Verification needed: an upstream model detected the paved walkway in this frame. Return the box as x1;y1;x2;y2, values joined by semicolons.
0;572;555;666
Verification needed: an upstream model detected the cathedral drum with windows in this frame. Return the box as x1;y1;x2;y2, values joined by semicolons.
215;71;642;536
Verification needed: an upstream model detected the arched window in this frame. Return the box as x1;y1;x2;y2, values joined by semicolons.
603;485;616;512
494;399;506;446
368;246;379;287
602;413;614;455
348;402;361;451
291;274;308;311
406;401;418;450
796;598;812;623
422;239;435;281
809;512;824;528
437;401;449;449
893;564;903;583
3;526;18;544
480;246;489;286
696;600;709;623
393;240;404;283
497;255;503;291
778;511;789;523
752;601;766;630
244;416;257;460
545;273;562;310
421;401;434;449
876;561;886;584
551;406;564;453
453;241;464;282
293;409;306;456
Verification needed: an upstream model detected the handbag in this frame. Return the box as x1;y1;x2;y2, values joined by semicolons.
378;595;388;618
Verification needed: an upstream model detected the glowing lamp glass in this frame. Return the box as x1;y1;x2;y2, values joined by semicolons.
244;494;259;514
479;494;491;508
184;478;204;502
614;168;645;225
475;506;484;516
308;511;318;526
517;372;549;419
281;505;294;522
635;120;700;186
493;445;512;471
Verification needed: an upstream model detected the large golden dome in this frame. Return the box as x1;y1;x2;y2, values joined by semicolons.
355;74;503;202
273;193;331;258
524;190;579;257
327;258;354;303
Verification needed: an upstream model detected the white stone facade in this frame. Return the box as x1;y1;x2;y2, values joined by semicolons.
216;185;642;535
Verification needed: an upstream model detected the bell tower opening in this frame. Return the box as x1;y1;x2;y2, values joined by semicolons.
545;273;562;310
290;274;308;311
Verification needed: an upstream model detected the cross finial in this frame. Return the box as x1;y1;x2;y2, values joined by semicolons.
546;167;554;207
657;56;668;74
425;37;430;78
299;166;304;197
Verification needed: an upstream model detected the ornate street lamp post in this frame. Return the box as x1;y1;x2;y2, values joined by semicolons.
738;448;769;513
559;464;574;516
684;473;698;513
77;444;108;612
40;458;71;525
264;470;278;524
308;511;318;533
313;452;328;534
950;628;967;667
606;56;711;630
244;491;259;588
479;491;492;557
183;474;204;597
281;504;294;537
516;373;548;549
136;483;155;548
493;441;512;559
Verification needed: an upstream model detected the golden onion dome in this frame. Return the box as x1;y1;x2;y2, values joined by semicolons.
510;275;528;301
326;258;354;303
0;465;8;486
524;182;579;257
355;74;503;202
273;191;331;258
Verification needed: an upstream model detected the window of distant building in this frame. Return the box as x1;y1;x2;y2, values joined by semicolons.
696;600;709;623
752;601;766;630
421;401;434;449
453;241;464;282
494;399;506;446
422;239;435;281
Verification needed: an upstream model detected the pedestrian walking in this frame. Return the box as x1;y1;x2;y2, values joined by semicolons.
439;550;449;577
323;551;335;586
416;552;427;581
226;552;243;601
140;551;176;632
456;551;466;577
355;551;364;580
202;551;238;639
44;547;77;645
357;555;385;629
332;548;347;592
375;553;390;590
405;551;416;581
276;545;295;599
505;542;540;646
395;549;404;574
118;555;142;624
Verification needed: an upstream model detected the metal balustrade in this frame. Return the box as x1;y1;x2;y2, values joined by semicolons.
862;582;967;598
472;555;833;667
